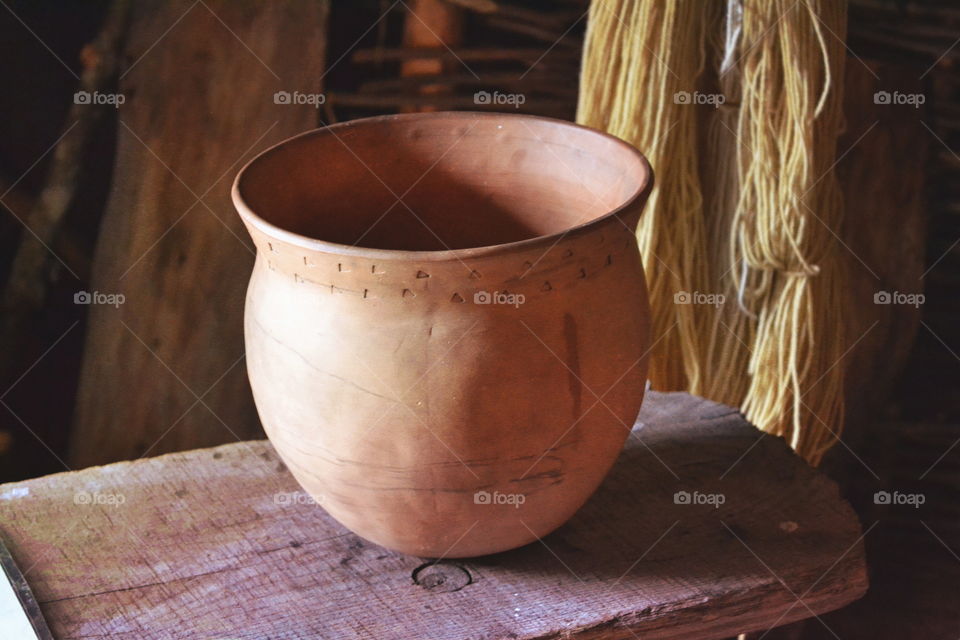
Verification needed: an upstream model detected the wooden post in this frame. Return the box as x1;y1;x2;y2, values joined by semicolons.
400;0;464;112
70;0;330;466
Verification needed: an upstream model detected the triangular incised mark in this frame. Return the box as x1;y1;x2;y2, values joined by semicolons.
541;281;552;291
416;270;430;279
402;288;415;298
469;270;481;279
578;268;587;279
562;249;574;258
451;292;465;303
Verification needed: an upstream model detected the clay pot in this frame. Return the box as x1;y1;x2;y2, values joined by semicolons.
233;112;653;557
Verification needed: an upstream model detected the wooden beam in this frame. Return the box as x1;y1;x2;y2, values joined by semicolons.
352;47;578;64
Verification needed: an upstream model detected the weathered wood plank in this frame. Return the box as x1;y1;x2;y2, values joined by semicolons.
1;392;866;639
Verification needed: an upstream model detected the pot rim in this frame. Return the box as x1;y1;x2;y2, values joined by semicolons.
231;111;654;262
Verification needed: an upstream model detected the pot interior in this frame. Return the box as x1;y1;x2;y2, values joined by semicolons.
236;113;649;252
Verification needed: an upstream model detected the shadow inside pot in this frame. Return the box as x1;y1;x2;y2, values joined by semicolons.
236;113;644;252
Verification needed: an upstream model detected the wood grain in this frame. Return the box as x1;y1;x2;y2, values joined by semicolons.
69;0;329;467
836;60;928;434
1;392;866;639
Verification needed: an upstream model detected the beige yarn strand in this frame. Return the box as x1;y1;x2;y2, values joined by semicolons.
733;0;848;463
578;0;849;465
578;0;714;393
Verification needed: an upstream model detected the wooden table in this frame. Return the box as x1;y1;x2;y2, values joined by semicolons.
0;392;866;639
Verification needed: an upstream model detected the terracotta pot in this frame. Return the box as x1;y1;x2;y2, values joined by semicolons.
233;112;653;557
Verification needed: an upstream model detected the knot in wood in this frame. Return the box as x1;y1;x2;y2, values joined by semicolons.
412;562;472;593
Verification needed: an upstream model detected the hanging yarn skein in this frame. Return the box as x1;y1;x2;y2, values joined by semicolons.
577;0;717;393
578;0;849;465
